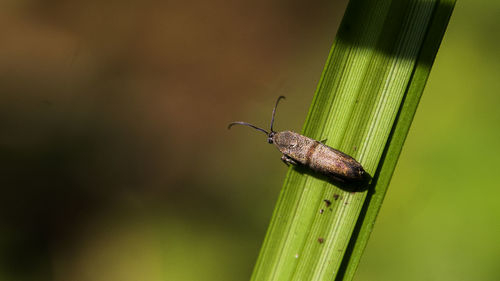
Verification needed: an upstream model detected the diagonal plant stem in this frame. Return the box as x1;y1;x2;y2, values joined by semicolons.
250;0;456;281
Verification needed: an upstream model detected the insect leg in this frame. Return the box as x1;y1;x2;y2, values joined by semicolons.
328;174;346;183
281;155;298;166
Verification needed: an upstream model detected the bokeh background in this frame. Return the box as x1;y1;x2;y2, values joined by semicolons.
1;0;498;281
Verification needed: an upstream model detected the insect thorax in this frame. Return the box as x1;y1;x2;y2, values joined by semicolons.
273;131;315;161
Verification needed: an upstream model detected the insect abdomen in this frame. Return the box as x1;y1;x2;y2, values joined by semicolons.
308;144;365;180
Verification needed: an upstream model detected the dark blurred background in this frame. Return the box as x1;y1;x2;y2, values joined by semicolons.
0;1;498;281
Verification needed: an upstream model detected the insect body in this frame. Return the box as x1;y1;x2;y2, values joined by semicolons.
228;96;367;182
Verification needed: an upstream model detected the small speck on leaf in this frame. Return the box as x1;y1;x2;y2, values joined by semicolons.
323;199;331;207
318;238;324;244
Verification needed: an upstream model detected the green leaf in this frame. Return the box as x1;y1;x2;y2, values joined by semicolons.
250;1;456;281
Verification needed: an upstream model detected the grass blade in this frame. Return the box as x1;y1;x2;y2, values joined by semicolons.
250;0;456;280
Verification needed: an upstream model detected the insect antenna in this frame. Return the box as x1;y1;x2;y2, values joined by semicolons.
228;122;269;135
270;96;285;132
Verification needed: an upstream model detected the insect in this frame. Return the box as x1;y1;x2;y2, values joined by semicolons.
228;96;367;183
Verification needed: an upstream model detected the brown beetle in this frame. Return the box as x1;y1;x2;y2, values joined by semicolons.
228;96;367;183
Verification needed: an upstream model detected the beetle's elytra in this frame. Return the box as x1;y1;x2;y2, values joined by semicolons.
228;96;367;183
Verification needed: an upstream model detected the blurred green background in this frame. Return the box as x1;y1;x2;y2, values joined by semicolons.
0;1;498;281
